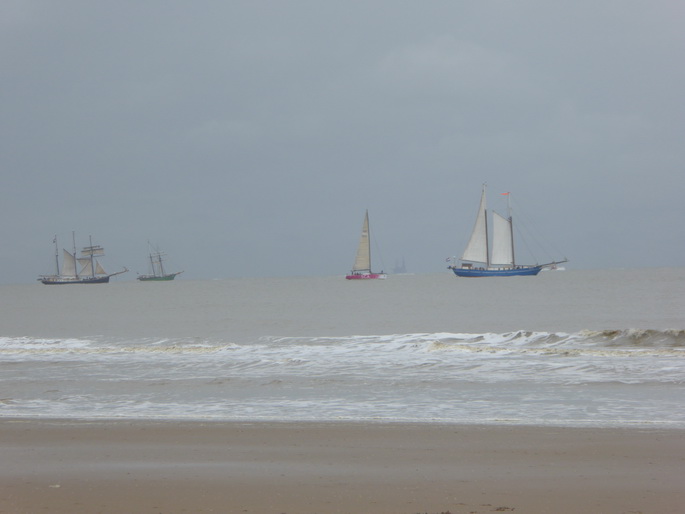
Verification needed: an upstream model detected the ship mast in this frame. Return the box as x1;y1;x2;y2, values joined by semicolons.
147;241;156;276
484;184;490;268
158;252;166;276
72;231;79;279
53;235;59;275
506;193;515;266
89;235;95;278
366;210;372;273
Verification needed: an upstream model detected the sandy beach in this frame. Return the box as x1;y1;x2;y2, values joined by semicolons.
0;419;683;513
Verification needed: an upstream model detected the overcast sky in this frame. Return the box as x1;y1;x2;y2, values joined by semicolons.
2;1;684;283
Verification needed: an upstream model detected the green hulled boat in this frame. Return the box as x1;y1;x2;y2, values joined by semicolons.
137;243;183;282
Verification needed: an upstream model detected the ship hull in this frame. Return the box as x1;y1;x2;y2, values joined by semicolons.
40;276;111;285
449;266;542;277
138;273;180;281
345;273;387;280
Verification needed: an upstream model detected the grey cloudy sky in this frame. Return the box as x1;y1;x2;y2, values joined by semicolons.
2;1;684;283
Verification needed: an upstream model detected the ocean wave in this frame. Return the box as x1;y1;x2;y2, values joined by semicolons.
2;329;684;425
2;329;685;356
576;328;685;347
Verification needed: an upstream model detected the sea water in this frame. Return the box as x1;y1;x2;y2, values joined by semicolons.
1;268;684;427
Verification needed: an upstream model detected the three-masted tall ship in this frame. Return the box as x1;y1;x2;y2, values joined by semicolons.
39;233;128;284
448;185;566;277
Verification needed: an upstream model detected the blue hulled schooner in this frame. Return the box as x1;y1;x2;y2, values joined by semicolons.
449;186;566;277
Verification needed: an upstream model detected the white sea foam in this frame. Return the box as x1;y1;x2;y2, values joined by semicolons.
2;270;685;425
1;329;684;425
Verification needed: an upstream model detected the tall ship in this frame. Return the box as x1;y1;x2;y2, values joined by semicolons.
448;185;567;277
39;233;128;284
346;210;387;280
137;243;183;281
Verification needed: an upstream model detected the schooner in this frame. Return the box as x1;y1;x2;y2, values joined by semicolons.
449;185;567;277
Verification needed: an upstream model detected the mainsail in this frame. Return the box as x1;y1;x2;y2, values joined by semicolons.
491;211;514;266
460;188;488;264
61;250;77;277
352;211;372;273
460;187;514;267
346;210;387;280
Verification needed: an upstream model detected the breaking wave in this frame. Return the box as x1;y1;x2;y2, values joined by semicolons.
1;328;685;356
2;328;685;426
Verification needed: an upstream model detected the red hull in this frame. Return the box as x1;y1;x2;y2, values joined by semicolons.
345;273;387;280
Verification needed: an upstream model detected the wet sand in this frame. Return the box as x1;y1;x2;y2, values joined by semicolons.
1;419;683;513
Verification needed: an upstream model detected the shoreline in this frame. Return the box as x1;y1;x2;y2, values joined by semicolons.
1;418;683;513
2;415;684;429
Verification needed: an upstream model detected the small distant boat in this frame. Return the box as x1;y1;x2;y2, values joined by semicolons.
39;233;128;285
346;210;387;280
393;257;407;274
137;243;183;281
448;185;566;278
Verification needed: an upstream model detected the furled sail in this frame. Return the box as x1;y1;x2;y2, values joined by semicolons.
460;188;488;264
81;246;105;257
490;211;514;266
352;211;371;272
149;253;165;276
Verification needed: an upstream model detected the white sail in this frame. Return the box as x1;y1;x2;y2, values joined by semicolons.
94;260;107;275
460;188;488;264
81;246;105;257
78;257;107;276
491;211;514;266
352;211;371;272
78;258;93;276
61;250;77;277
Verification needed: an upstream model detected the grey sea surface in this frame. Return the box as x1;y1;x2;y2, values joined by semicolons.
1;268;684;426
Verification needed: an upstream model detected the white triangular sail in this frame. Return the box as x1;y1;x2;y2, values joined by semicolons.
78;258;93;276
491;211;514;266
61;250;77;277
95;260;107;275
461;188;488;264
352;211;371;272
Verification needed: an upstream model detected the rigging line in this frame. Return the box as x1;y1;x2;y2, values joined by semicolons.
513;223;542;264
510;196;567;260
372;231;387;273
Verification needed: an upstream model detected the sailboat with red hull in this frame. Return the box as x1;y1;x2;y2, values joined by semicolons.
346;210;387;280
